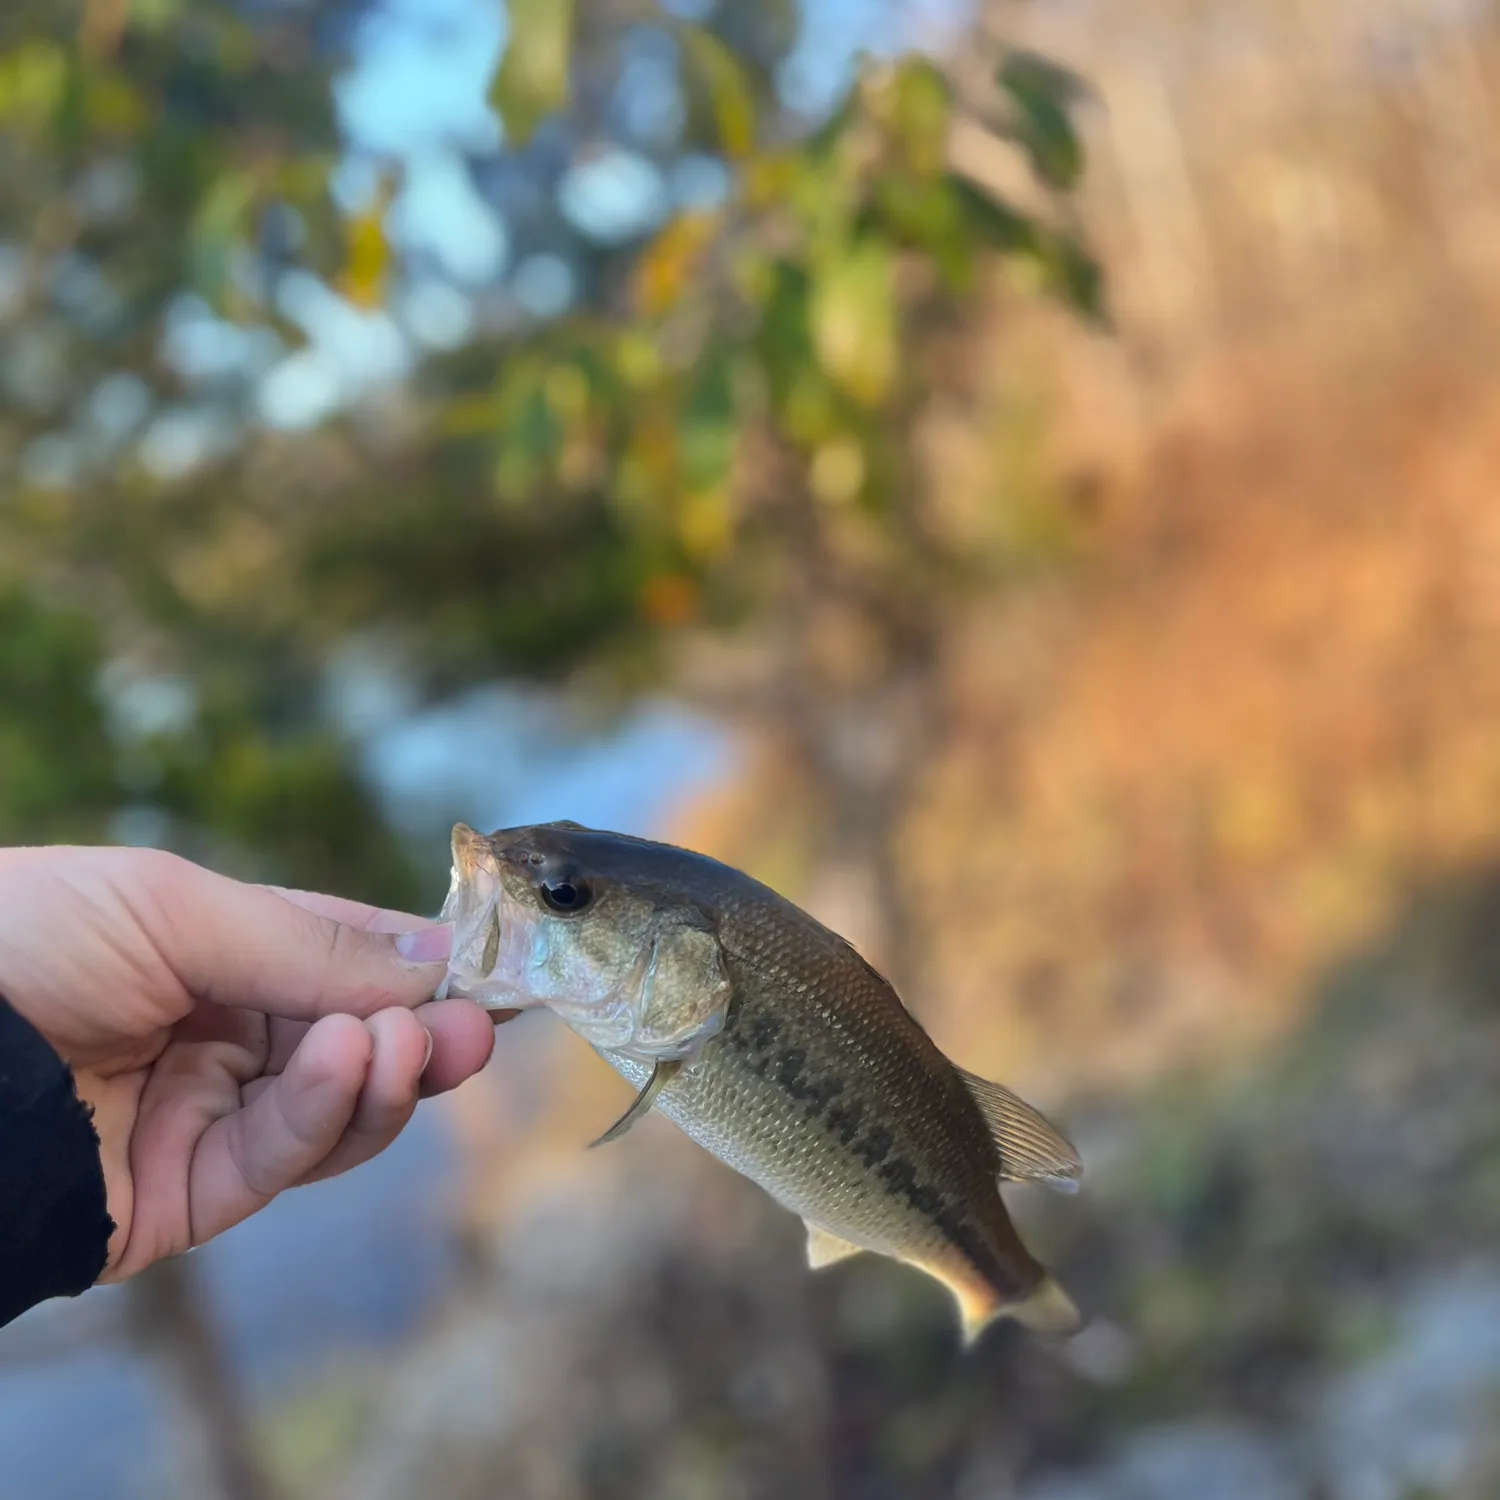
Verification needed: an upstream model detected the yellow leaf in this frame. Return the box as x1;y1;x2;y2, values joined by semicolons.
615;331;662;390
490;0;574;146
679;485;733;560
678;24;756;160
810;437;865;505
743;154;797;210
84;73;148;134
544;362;589;421
0;42;68;125
442;394;503;436
632;211;720;318
810;243;897;408
338;187;392;310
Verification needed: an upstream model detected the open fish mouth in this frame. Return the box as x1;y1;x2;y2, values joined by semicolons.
434;824;526;1008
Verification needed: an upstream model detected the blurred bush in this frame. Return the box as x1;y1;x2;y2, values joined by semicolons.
0;0;1096;943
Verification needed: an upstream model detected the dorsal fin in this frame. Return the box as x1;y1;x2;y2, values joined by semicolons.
958;1068;1083;1194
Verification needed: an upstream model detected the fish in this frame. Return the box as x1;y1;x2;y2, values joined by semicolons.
436;820;1084;1342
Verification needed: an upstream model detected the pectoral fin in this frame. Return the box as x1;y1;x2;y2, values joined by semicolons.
957;1067;1084;1194
805;1223;864;1270
588;1059;682;1147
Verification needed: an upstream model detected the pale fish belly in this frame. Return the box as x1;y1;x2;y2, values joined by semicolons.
600;1048;954;1266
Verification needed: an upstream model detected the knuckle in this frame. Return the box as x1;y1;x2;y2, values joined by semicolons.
224;1114;284;1203
130;847;196;903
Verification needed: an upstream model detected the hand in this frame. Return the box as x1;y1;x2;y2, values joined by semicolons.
0;845;499;1280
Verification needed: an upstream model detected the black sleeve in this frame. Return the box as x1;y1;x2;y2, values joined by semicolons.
0;995;114;1328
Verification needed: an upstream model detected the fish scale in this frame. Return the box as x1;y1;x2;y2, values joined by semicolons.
440;821;1083;1342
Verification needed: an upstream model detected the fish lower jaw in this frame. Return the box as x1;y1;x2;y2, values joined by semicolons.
438;972;540;1010
469;993;530;1013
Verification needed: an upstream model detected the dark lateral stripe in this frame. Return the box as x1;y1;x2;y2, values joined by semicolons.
935;1207;1023;1296
722;1005;1022;1298
825;1097;865;1143
748;1016;781;1053
876;1155;1023;1299
855;1125;892;1167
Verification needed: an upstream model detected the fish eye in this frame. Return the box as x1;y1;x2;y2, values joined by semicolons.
540;876;594;915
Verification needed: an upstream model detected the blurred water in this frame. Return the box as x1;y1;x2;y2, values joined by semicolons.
0;689;730;1500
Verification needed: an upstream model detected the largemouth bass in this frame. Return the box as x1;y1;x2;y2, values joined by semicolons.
437;821;1083;1341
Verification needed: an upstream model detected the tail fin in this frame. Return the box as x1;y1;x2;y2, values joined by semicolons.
948;1271;1081;1346
1002;1275;1081;1339
912;1255;1084;1346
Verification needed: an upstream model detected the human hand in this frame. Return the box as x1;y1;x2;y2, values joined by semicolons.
0;846;500;1280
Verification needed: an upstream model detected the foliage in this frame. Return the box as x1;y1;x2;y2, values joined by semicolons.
0;589;121;843
0;587;422;900
0;0;1098;901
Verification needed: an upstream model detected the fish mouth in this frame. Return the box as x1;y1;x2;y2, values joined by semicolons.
449;821;492;880
435;824;528;1009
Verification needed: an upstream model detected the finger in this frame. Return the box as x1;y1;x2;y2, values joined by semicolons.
264;888;433;934
247;1009;428;1112
172;1002;266;1066
262;997;502;1084
414;998;500;1096
264;1015;310;1077
189;1014;372;1242
130;851;453;1022
297;1007;429;1184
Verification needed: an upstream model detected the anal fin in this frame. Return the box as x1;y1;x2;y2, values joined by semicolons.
805;1223;864;1270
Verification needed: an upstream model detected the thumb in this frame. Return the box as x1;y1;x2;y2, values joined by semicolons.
134;851;451;1022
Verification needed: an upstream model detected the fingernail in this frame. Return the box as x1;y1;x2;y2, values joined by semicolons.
396;924;453;964
420;1028;434;1073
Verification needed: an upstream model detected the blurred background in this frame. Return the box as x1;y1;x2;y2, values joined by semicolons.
4;0;1500;1496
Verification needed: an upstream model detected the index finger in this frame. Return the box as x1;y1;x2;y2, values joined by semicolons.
262;887;435;935
127;852;452;1023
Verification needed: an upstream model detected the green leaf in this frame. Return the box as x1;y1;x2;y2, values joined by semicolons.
126;0;187;31
490;0;574;147
869;172;970;289
951;178;1105;319
889;56;951;177
679;345;737;490
1036;232;1106;322
190;170;257;310
488;358;569;499
810;240;896;409
677;23;756;160
952;178;1037;256
755;259;817;413
996;50;1087;190
0;41;68;128
0;590;119;843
